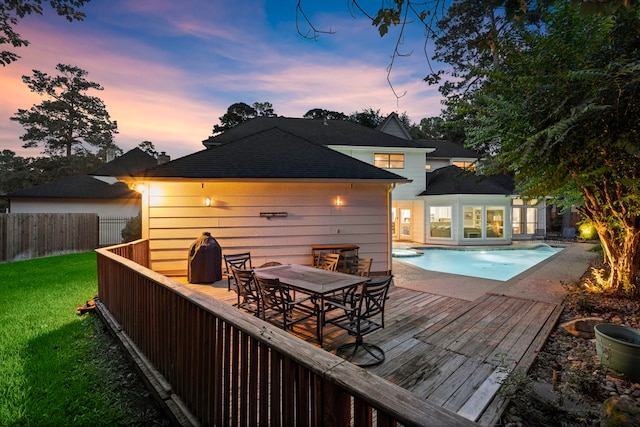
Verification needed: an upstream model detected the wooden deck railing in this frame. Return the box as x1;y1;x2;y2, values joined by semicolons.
95;240;475;427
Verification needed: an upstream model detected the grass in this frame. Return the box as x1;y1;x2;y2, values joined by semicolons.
0;252;167;426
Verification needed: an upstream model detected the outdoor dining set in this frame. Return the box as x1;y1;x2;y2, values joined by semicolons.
222;250;393;367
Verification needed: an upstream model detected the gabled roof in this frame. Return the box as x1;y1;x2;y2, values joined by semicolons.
419;165;513;196
375;112;412;140
202;117;428;149
7;175;140;199
90;147;158;176
418;140;480;159
139;127;409;182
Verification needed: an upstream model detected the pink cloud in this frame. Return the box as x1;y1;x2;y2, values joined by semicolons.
1;2;444;162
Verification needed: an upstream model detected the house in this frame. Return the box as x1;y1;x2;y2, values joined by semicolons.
203;115;539;245
419;165;514;243
5;148;160;246
123;126;410;276
379;114;547;244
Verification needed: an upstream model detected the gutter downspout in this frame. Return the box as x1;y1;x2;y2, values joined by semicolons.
386;183;395;276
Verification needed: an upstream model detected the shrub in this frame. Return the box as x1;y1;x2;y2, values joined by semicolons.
121;212;141;242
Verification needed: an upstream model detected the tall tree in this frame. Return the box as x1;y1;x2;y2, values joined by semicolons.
11;63;118;157
408;117;445;140
348;108;384;128
138;140;158;157
464;2;640;295
1;0;90;66
431;0;546;98
303;108;347;120
212;101;277;134
252;102;276;118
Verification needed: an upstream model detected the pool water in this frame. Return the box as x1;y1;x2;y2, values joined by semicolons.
393;245;563;281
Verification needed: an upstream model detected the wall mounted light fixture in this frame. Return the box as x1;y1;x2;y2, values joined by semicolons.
335;196;343;207
205;197;212;207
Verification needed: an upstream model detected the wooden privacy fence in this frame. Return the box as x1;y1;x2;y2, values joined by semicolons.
96;240;474;427
0;213;98;262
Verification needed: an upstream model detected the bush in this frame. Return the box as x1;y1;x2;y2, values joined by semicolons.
121;213;142;242
578;221;599;241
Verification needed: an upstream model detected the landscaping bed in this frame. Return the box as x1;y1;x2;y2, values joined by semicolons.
501;263;640;426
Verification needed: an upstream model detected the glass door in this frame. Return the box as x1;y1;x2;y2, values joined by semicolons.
400;209;411;239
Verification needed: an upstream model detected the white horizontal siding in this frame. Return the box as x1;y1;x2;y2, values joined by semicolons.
142;181;392;275
328;147;426;202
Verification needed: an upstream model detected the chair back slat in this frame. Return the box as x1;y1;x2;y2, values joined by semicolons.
357;276;392;329
349;257;372;277
254;275;287;326
230;266;260;315
315;253;340;271
224;252;252;270
223;252;253;290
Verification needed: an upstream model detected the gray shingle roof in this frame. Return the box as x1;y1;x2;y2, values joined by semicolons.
419;165;513;196
140;127;409;181
90;147;158;176
7;175;140;199
202;117;428;149
418;140;480;158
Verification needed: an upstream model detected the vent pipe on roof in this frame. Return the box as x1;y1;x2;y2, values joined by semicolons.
157;152;170;165
106;148;116;163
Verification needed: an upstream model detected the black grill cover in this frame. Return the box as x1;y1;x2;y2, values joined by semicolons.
188;232;222;284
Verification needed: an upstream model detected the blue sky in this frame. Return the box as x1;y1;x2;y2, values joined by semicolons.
0;0;445;159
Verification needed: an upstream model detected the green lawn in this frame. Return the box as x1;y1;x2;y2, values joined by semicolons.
0;252;167;426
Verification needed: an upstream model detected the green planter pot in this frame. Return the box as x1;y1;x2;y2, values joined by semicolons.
594;323;640;381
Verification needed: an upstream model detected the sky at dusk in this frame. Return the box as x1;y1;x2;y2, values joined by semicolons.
0;0;445;159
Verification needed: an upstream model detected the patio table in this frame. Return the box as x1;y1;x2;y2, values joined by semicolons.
254;263;366;346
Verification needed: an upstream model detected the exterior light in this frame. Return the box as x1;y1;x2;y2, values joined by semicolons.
205;197;212;207
336;196;343;207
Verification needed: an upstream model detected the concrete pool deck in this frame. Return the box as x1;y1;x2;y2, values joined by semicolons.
392;242;599;303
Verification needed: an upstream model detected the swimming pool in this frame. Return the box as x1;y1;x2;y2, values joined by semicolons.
392;245;563;281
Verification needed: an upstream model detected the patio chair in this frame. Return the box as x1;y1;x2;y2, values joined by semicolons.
230;266;260;316
254;274;317;332
532;229;546;241
348;257;372;277
325;275;393;367
324;257;372;310
314;253;340;271
562;227;577;242
223;252;252;291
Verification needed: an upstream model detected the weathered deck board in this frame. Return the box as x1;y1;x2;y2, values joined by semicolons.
182;279;559;426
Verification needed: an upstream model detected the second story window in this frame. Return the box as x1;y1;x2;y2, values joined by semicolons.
374;153;404;169
453;161;476;171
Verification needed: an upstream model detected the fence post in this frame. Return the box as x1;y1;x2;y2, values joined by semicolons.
0;214;6;262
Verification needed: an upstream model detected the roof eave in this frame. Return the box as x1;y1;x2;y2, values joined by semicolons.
119;176;411;184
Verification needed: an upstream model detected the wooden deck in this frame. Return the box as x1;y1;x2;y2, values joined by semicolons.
183;278;562;426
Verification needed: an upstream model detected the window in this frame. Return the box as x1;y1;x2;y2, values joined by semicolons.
512;199;539;235
453;161;476;171
400;209;411;238
430;206;452;238
486;207;505;238
374;153;404;169
463;206;482;238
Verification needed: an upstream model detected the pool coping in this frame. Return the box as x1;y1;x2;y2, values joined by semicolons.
392;242;599;303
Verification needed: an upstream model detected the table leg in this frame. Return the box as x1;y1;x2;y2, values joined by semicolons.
316;296;326;347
